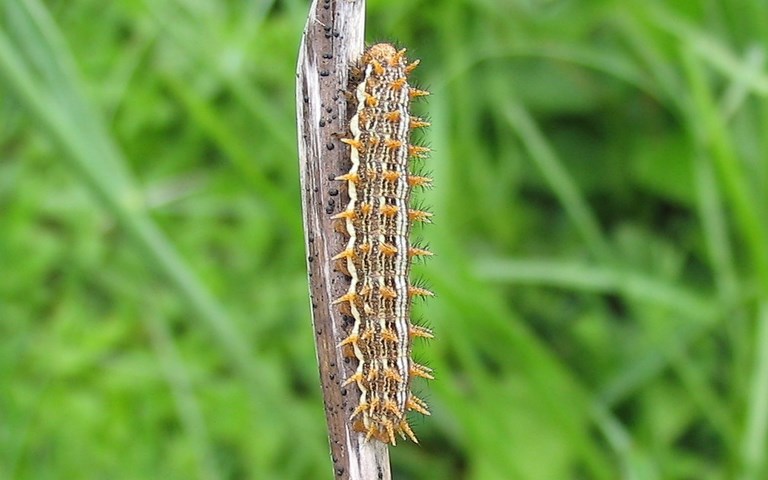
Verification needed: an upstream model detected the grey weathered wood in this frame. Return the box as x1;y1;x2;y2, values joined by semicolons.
296;1;392;479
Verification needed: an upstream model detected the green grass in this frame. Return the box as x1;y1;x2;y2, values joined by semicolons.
2;0;768;478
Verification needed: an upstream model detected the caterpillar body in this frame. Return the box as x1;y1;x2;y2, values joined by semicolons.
332;43;433;445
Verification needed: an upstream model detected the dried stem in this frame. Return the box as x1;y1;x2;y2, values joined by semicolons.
296;1;392;479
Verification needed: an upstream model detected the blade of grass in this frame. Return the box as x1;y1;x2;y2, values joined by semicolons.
477;256;738;445
141;0;295;152
428;91;620;479
0;3;322;472
644;3;768;97
740;303;768;479
664;334;738;446
592;404;661;480
475;258;715;318
694;151;752;414
502;102;613;262
144;307;222;480
161;72;298;227
430;270;618;480
474;257;728;408
0;0;264;395
719;46;766;120
681;46;768;295
432;43;662;106
610;7;685;111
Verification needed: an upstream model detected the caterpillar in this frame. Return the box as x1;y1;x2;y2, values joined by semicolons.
332;43;434;445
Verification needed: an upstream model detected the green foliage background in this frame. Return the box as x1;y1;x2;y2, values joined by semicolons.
2;0;768;478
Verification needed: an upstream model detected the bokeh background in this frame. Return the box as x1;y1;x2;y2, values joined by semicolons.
3;0;768;478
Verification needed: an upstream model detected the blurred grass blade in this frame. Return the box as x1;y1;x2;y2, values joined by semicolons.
741;304;768;479
720;46;766;120
141;0;294;151
428;94;620;479
503;102;612;262
681;46;768;295
644;3;768;96
475;257;727;409
161;72;298;226
0;0;262;387
475;257;714;318
145;308;221;480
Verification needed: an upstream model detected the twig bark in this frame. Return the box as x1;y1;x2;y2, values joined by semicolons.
296;1;392;479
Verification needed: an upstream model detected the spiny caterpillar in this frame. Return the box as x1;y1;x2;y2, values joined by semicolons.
332;43;434;445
